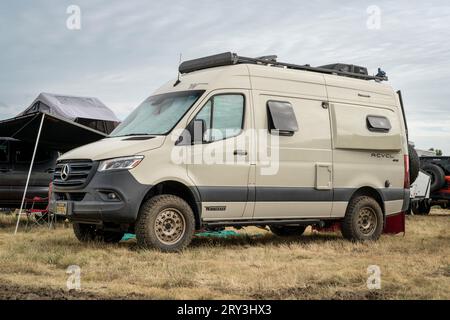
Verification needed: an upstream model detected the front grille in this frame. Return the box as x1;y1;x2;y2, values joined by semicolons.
53;160;94;187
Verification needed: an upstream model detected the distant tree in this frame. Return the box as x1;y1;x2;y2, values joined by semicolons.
429;148;443;156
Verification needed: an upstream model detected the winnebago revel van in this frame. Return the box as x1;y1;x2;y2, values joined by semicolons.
51;52;411;251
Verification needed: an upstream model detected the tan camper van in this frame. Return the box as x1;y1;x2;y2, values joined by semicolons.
52;52;410;251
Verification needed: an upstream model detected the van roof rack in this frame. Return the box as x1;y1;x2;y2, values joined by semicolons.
178;52;388;82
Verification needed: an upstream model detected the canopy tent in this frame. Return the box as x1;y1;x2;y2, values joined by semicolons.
0;92;121;233
19;92;120;134
0;112;108;152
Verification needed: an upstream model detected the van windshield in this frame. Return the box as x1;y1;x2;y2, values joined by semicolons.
110;90;205;137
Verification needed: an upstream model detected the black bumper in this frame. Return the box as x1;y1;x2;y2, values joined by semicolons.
51;170;151;224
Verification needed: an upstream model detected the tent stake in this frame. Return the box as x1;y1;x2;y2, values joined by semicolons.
14;113;45;234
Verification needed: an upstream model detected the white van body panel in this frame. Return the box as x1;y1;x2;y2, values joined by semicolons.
54;63;408;225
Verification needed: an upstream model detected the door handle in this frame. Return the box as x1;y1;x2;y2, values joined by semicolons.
233;150;248;156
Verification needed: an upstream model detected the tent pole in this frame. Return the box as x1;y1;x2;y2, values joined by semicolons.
14;113;45;235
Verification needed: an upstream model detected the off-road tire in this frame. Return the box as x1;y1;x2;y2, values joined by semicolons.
73;223;124;243
422;163;445;192
412;201;431;215
269;225;306;237
408;144;420;184
342;196;383;241
136;195;195;252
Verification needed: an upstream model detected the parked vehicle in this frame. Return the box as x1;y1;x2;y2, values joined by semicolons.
409;170;432;215
51;52;411;251
0;137;58;208
420;156;450;210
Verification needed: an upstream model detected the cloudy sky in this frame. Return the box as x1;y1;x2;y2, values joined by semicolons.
0;0;449;154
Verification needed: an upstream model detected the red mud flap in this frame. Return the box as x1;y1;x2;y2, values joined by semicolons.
383;212;405;234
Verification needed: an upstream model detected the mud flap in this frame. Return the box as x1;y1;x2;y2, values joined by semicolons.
383;212;405;234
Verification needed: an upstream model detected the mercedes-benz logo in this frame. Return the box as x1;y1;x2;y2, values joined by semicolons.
61;164;71;181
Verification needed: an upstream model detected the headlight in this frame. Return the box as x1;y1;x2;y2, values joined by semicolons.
98;156;144;172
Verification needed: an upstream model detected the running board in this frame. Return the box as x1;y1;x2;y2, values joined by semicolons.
203;219;324;228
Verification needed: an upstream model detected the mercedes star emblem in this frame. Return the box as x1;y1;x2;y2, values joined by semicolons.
61;164;71;181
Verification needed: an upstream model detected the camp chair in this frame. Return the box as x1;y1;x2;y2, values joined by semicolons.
23;182;55;229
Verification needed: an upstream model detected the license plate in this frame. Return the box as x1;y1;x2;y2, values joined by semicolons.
55;202;67;215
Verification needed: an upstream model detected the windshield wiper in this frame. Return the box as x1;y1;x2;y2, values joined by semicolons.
108;133;152;138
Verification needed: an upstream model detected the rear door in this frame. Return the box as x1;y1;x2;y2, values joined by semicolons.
10;141;57;190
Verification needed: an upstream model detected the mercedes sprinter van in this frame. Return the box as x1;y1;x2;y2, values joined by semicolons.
51;52;410;251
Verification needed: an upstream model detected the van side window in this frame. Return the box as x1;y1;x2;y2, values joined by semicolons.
267;100;299;136
367;115;391;133
194;94;244;142
0;143;8;163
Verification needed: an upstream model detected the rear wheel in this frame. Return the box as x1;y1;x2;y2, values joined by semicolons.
412;201;431;215
73;223;124;243
342;196;383;241
269;225;306;237
136;195;195;252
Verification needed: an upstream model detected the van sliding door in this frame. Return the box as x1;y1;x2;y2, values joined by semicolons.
253;93;333;219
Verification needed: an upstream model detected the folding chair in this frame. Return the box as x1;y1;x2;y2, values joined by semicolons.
23;182;55;229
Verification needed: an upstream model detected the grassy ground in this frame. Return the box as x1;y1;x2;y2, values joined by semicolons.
0;209;449;300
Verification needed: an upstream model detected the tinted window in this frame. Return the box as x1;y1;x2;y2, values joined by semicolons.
367;115;391;132
267;100;299;135
15;145;55;164
194;94;244;142
0;143;8;163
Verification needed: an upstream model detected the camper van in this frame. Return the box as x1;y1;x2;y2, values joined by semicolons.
51;52;411;251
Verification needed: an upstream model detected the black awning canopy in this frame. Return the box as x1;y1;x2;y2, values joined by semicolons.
0;112;106;152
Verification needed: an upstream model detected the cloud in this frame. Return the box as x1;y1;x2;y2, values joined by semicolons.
0;0;449;153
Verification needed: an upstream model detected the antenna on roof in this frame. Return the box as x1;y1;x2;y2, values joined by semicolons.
173;53;182;87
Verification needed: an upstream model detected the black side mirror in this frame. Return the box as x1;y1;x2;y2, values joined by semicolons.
191;119;206;144
175;119;207;146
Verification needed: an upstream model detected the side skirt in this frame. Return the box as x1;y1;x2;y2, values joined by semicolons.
203;218;326;228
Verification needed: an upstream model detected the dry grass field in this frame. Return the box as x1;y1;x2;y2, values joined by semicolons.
0;209;449;300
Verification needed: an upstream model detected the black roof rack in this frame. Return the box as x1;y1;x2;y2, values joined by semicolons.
178;52;388;82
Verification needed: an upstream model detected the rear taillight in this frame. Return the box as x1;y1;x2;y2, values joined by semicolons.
404;154;410;188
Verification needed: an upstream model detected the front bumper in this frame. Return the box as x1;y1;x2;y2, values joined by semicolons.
51;170;151;224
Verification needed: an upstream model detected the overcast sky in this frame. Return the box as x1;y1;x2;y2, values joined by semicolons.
0;0;449;154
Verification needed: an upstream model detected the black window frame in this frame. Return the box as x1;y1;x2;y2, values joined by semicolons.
366;115;391;133
190;93;246;144
266;100;299;136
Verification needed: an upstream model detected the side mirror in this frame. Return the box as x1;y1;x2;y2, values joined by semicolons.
176;119;207;146
191;119;206;144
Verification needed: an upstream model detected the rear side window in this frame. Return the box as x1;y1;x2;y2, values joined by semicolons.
267;100;299;135
0;143;9;163
367;115;391;133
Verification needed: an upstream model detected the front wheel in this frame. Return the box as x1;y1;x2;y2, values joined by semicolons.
136;195;196;252
341;196;383;241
